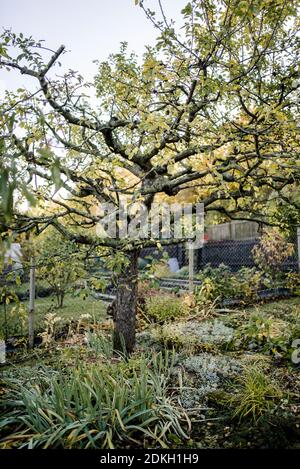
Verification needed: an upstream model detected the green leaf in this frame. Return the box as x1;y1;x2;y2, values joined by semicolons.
0;169;14;218
22;184;37;207
51;160;62;190
7;113;15;132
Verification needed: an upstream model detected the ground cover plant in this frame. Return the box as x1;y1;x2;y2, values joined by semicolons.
1;295;300;449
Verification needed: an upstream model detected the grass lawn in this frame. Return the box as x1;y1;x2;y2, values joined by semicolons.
247;295;300;317
0;293;107;338
221;296;300;331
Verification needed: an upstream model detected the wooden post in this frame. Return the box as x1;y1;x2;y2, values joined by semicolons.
0;339;5;364
28;256;35;349
230;220;237;240
188;241;194;293
297;227;300;273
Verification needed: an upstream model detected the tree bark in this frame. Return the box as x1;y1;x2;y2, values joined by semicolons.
58;292;65;309
113;249;139;355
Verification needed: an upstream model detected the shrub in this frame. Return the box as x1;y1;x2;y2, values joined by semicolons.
175;266;189;278
150;319;235;355
183;353;241;380
144;294;188;323
152;261;172;278
137;280;160;298
1;303;27;338
233;267;262;300
153;324;187;351
39;312;63;346
195;264;234;305
286;272;300;295
0;269;22;340
141;254;172;281
196;263;232;285
181;319;235;346
233;313;294;360
35;230;86;308
252;229;294;276
195;264;262;305
241;313;273;344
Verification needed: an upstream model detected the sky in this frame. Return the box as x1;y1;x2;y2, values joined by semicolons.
0;0;187;94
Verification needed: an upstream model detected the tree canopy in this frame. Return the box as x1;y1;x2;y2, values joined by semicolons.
1;0;300;351
1;0;300;242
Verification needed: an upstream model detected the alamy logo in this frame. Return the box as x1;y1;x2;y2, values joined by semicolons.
291;339;300;364
96;200;204;249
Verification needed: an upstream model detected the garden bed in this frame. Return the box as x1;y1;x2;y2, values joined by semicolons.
1;297;300;449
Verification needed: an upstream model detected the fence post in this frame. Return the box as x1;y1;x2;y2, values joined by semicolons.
297;227;300;273
28;256;35;349
229;221;236;240
188;241;194;293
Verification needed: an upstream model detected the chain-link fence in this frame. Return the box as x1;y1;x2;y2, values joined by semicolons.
141;224;300;276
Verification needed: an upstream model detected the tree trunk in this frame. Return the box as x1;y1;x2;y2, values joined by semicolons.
59;292;65;309
55;290;64;308
113;249;139;355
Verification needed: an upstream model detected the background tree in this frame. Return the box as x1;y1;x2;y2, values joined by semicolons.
1;0;300;352
35;230;86;308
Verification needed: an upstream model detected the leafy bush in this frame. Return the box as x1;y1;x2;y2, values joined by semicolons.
0;269;22;340
225;367;283;422
252;229;294;276
140;253;172;281
240;313;273;344
152;261;172;279
232;313;294;360
137;280;161;298
195;264;262;305
2;303;27;338
196;263;232;286
39;312;63;346
146;319;235;354
195;264;234;305
181;319;235;346
286;272;300;295
144;294;188;323
234;267;262;300
174;266;189;278
35;230;86;308
0;350;189;449
153;324;187;350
